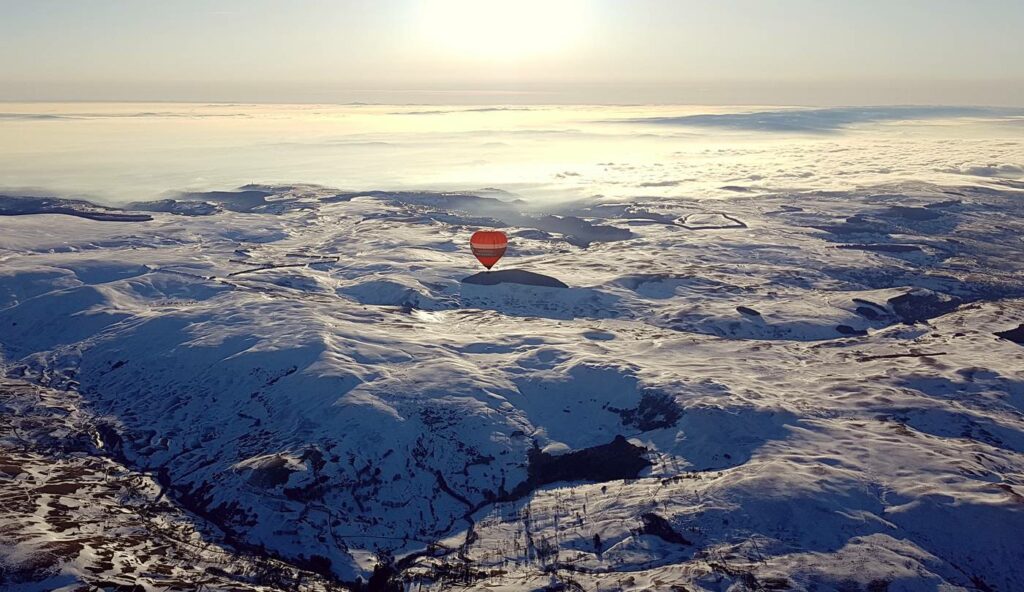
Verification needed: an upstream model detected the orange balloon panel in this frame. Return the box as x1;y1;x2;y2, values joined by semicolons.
470;230;508;269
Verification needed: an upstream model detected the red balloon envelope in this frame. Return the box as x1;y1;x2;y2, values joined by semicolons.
470;230;508;270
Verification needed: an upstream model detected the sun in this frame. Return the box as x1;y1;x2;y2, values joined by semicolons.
418;0;590;61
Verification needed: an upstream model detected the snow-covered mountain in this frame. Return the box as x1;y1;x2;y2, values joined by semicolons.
1;181;1023;591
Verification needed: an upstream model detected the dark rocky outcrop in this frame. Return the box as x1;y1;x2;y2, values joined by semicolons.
995;325;1024;345
884;205;944;222
855;306;882;320
888;290;961;324
639;512;692;545
0;195;152;222
126;199;221;216
836;244;923;253
509;436;650;498
613;391;683;431
462;270;569;289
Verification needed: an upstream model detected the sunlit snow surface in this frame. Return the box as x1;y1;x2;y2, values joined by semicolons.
1;105;1024;591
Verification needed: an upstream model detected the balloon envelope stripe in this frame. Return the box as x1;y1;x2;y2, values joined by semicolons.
471;248;506;257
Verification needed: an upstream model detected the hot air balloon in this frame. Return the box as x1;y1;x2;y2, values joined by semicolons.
470;230;508;270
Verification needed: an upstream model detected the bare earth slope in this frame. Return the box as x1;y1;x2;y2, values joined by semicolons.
1;182;1023;591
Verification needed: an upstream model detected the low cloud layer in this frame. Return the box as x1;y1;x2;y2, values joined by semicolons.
2;104;1023;203
624;106;1024;134
944;163;1024;179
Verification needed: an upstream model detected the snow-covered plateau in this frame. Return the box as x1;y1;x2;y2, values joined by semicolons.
1;104;1024;591
1;178;1023;592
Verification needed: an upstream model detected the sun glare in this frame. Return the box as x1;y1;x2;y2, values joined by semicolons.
419;0;590;61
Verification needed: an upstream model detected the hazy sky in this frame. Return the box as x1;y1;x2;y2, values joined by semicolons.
3;0;1023;105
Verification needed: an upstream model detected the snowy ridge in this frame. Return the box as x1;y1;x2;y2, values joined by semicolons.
1;181;1023;590
0;377;344;591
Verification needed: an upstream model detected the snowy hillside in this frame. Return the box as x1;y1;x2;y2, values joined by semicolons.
2;180;1023;591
